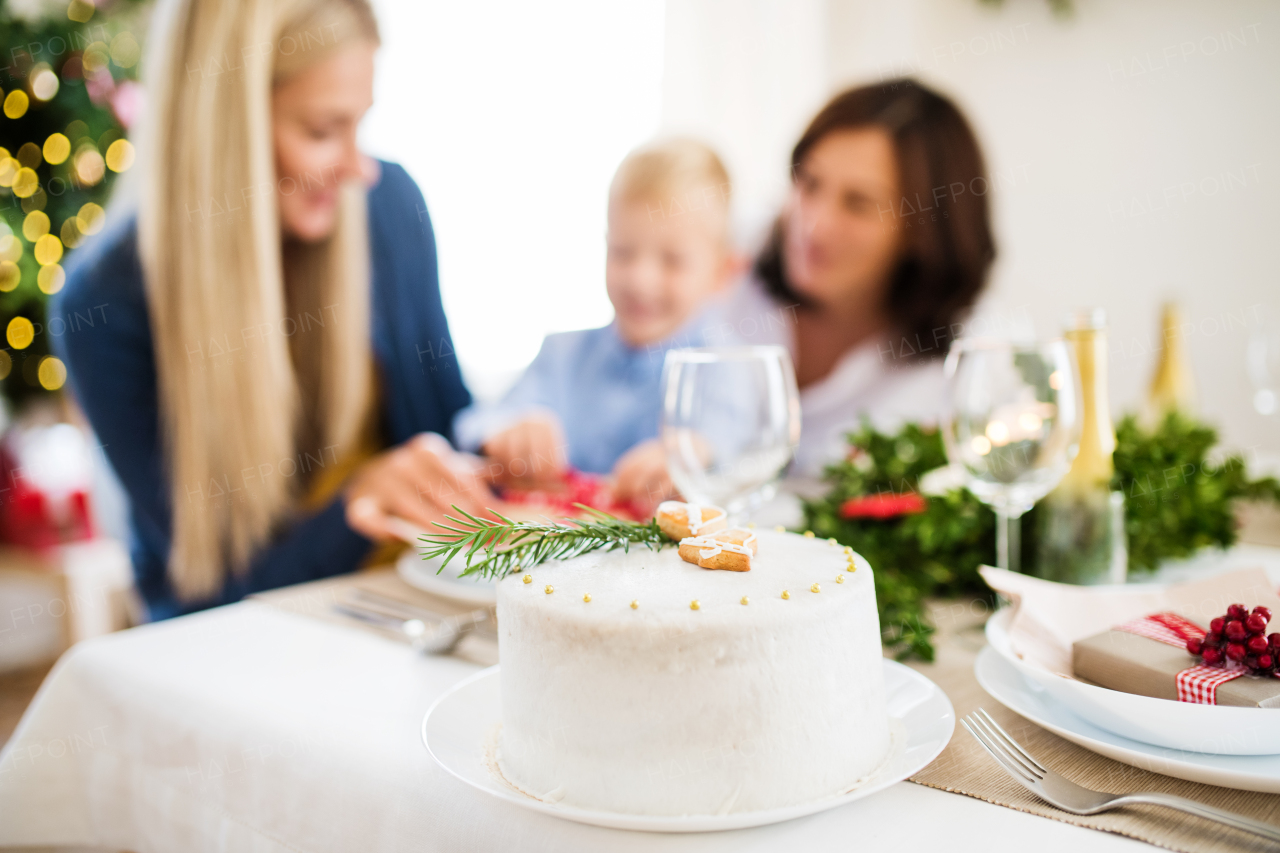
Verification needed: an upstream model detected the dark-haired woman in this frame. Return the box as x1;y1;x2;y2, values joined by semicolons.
727;78;996;475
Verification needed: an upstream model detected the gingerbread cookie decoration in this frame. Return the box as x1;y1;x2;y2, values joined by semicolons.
678;527;758;572
655;501;727;541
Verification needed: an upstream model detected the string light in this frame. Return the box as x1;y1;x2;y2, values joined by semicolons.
7;317;35;350
37;356;67;391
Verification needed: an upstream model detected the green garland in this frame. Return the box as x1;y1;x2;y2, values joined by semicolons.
802;415;1280;662
420;505;673;581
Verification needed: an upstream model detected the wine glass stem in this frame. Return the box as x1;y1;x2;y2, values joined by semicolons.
996;510;1021;572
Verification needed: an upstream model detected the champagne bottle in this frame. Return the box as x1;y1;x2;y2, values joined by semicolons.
1034;309;1127;584
1143;301;1196;426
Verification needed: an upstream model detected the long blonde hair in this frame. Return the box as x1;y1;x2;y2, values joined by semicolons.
139;0;379;601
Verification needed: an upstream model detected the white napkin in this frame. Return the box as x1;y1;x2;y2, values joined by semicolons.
980;566;1280;677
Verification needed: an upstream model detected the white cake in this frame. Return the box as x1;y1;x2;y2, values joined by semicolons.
495;529;890;816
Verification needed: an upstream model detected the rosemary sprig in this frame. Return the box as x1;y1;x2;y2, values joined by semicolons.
419;504;673;582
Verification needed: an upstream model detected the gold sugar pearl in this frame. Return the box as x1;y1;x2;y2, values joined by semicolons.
781;590;790;600
827;537;838;546
690;600;701;611
843;546;854;555
803;530;815;538
583;593;592;603
747;522;756;529
774;525;786;533
836;574;845;584
811;583;821;593
630;600;639;609
545;585;554;594
740;596;750;605
522;575;533;584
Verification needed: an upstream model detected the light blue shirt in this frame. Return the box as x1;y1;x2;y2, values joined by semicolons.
454;309;726;474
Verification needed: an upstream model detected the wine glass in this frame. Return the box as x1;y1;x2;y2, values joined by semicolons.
661;346;801;519
942;338;1082;572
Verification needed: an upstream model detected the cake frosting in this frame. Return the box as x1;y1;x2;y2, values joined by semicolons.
495;528;890;816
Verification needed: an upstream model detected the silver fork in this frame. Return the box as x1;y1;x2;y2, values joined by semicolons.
962;708;1280;843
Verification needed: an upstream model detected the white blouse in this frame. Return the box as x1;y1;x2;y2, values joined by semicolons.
720;278;950;478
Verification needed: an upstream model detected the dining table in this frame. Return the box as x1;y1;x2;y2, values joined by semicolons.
2;545;1278;853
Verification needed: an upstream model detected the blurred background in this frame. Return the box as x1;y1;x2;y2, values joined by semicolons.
0;0;1278;733
362;0;1280;460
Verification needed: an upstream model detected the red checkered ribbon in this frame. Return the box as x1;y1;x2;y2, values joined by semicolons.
1175;663;1248;705
1115;612;1248;705
1114;612;1205;647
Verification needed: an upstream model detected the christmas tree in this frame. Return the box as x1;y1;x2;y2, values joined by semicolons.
0;0;145;407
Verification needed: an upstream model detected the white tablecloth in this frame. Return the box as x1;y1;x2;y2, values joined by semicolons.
0;600;1152;852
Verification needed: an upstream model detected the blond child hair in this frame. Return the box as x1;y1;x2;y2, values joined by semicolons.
609;138;732;248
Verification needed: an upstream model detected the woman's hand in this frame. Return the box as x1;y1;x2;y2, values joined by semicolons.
345;433;496;540
611;439;678;516
481;412;568;488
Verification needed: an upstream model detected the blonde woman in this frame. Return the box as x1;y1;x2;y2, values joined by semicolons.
54;0;493;620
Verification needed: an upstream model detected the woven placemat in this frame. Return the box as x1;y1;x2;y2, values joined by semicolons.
907;601;1280;853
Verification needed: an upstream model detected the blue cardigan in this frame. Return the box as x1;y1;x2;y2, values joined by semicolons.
53;161;471;620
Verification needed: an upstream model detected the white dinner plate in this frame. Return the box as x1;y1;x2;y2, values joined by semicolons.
421;661;954;832
396;549;497;605
975;645;1280;793
985;608;1280;755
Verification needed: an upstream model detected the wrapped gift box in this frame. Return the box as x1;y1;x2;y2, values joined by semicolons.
1073;623;1280;708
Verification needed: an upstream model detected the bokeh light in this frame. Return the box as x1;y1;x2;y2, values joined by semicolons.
44;133;71;165
82;41;110;73
67;0;95;23
78;203;105;234
0;235;23;263
0;351;11;381
30;63;59;101
0;261;19;292
110;32;141;68
12;167;38;198
74;147;105;185
23;210;50;241
16;143;42;169
3;90;28;119
61;216;84;248
34;234;64;266
7;317;35;350
37;356;67;391
38;263;66;294
0;158;15;188
106;139;135;172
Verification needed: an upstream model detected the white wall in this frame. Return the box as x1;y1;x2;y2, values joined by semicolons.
660;0;1280;455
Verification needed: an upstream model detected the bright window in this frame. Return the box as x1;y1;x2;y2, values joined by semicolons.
361;0;666;400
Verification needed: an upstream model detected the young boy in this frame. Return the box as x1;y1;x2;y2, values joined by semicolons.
452;138;740;513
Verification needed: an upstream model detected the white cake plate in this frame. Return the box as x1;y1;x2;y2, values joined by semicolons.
975;645;1280;793
421;660;954;832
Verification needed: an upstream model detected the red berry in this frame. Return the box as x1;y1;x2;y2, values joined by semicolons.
1248;635;1270;653
1204;631;1222;647
1227;642;1247;661
1260;654;1275;669
1270;633;1280;651
1253;606;1273;623
1186;637;1203;655
1228;604;1248;621
1203;647;1224;665
1210;617;1225;634
1247;614;1268;635
1226;620;1247;641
